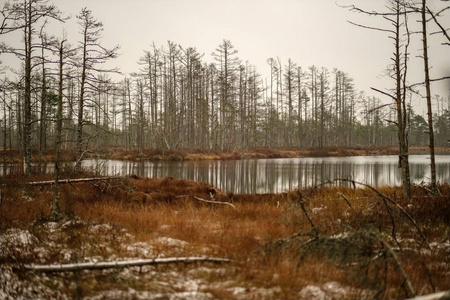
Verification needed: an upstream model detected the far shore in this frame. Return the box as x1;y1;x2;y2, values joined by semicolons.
2;146;450;164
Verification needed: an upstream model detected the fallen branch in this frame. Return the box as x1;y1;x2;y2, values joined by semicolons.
296;190;317;232
337;192;354;209
24;176;124;186
192;195;236;209
333;179;430;249
406;290;450;300
378;235;416;298
23;256;232;273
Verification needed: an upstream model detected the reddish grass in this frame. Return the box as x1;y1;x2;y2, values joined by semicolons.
1;175;449;299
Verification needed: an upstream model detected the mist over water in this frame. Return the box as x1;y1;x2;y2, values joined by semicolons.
2;155;450;194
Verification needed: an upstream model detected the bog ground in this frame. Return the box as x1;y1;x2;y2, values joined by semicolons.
1;175;449;299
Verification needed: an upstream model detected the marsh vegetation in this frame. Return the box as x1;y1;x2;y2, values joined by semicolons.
1;172;449;299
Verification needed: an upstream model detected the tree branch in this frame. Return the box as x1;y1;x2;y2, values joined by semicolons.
371;87;397;101
427;6;450;44
21;176;124;186
378;235;416;298
192;195;236;209
22;256;232;273
347;20;395;34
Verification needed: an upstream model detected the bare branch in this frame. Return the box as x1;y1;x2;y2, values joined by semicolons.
378;235;416;297
22;256;232;273
409;76;450;88
347;20;395;34
371;87;397;101
192;195;236;209
426;6;450;44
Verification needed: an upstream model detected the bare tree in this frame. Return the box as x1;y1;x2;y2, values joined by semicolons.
345;0;414;199
284;59;297;147
212;40;240;150
52;38;71;220
75;7;119;169
0;0;64;175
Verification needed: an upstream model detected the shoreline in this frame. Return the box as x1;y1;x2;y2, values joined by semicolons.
2;146;450;164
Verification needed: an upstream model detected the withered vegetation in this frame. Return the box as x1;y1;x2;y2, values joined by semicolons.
1;171;449;299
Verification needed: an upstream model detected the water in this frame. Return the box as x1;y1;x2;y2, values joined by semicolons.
4;155;448;194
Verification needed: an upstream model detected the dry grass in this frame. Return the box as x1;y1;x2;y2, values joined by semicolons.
1;175;449;299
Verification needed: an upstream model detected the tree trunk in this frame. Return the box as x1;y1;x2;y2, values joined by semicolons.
395;1;412;200
421;0;437;193
23;1;32;176
52;40;64;220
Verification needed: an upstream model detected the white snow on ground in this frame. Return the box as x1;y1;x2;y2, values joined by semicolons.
0;266;68;300
0;222;314;300
155;236;189;247
85;288;214;300
6;218;429;299
1;228;35;249
298;281;357;300
125;241;154;257
0;221;237;299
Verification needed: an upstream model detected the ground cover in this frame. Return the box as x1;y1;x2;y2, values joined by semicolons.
1;174;449;299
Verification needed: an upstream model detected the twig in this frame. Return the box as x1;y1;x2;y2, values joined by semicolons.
192;195;236;209
378;235;416;298
296;190;317;233
22;256;232;273
332;179;430;249
337;192;354;209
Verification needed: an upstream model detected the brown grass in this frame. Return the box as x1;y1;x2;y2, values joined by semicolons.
1;175;449;299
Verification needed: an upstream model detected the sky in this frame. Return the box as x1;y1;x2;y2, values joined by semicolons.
2;0;450;113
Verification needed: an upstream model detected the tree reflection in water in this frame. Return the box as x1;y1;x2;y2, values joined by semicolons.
2;155;449;194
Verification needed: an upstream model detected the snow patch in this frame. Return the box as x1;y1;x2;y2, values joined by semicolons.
155;237;189;247
1;228;35;247
298;281;354;299
125;241;154;257
312;205;327;214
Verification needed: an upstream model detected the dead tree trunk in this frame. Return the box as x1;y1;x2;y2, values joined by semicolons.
421;0;437;193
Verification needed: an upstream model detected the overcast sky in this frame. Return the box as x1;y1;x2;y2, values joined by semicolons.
2;0;450;113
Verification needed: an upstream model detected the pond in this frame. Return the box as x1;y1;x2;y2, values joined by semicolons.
4;155;447;194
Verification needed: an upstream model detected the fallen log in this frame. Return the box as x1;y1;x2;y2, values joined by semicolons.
23;256;232;273
406;290;450;300
25;176;123;186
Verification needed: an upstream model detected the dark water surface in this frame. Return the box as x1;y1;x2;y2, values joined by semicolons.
3;155;450;193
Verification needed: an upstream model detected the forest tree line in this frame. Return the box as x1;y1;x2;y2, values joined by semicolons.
1;1;449;159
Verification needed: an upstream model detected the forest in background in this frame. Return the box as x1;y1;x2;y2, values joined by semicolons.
1;2;449;159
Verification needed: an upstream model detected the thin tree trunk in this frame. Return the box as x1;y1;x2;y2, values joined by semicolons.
395;1;411;200
23;1;32;176
52;40;64;220
38;48;46;173
421;0;437;193
76;30;87;170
